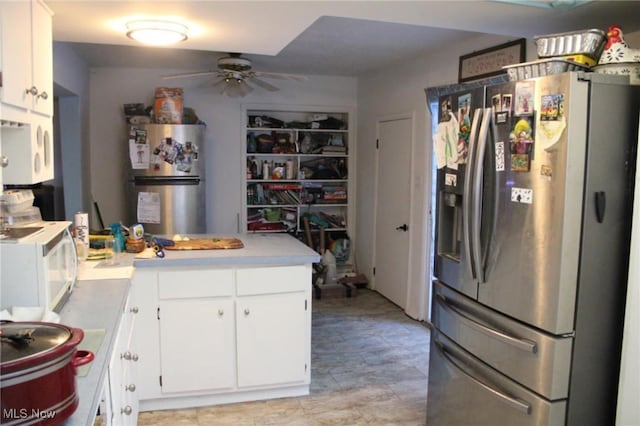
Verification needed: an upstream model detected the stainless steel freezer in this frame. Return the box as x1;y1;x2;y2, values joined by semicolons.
428;72;640;425
127;124;206;235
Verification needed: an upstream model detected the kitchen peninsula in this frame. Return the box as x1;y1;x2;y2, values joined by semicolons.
60;233;319;425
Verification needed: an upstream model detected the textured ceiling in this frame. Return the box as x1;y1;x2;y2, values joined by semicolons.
49;1;640;77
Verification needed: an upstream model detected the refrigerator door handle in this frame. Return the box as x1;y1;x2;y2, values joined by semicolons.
483;107;500;283
435;339;532;415
436;294;538;353
463;108;484;280
133;176;201;185
471;107;492;283
595;191;606;223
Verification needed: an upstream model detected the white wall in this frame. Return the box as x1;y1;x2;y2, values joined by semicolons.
355;34;535;319
87;69;356;232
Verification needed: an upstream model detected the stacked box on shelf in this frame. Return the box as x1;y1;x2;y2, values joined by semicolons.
321;186;347;204
301;182;347;204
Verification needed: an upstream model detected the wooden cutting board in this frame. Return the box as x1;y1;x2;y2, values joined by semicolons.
164;238;244;250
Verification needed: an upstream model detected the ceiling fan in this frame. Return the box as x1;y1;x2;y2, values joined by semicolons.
162;53;306;98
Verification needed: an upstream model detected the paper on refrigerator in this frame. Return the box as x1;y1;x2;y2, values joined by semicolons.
434;112;459;169
137;192;161;224
129;141;150;169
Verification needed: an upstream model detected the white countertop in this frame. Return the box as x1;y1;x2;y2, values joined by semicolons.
77;256;135;281
133;233;320;267
59;278;130;426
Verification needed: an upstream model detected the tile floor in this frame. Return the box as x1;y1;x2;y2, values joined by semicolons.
137;288;430;425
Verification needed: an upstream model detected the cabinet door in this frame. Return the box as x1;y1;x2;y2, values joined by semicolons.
130;270;162;400
0;1;31;110
30;0;53;117
1;117;54;184
107;309;126;426
158;299;235;393
236;292;308;388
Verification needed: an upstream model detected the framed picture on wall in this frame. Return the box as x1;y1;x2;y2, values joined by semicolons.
458;39;526;83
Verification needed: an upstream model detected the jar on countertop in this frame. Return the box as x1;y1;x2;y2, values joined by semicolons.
125;237;146;253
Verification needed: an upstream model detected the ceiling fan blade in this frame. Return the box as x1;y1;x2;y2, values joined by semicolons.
249;77;279;92
238;80;254;97
162;70;220;79
252;71;308;81
213;78;228;93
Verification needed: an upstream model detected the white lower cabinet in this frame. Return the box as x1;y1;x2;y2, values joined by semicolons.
236;292;308;387
158;298;235;393
236;266;309;388
105;293;139;426
132;264;312;411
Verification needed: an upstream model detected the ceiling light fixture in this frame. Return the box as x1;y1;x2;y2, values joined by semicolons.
126;20;188;46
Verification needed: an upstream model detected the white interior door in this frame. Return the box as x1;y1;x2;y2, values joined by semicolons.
374;116;412;309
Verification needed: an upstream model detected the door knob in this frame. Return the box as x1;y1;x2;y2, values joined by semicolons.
396;224;408;232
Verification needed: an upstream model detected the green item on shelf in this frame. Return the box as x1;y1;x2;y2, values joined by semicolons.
264;208;281;222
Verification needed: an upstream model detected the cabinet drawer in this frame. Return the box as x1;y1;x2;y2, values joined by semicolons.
158;269;233;299
428;330;566;425
237;265;309;295
432;281;573;400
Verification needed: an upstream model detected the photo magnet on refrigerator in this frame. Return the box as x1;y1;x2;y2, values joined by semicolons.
509;117;534;172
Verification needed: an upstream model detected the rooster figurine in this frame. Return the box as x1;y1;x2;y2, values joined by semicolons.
599;25;640;64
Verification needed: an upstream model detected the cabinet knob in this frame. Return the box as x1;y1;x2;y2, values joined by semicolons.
244;308;250;316
25;86;38;96
130;306;139;314
38;91;48;100
132;353;139;362
218;309;224;316
1;156;8;168
121;406;133;416
125;384;136;392
121;351;132;360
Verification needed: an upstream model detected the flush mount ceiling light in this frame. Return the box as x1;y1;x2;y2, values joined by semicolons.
126;20;188;46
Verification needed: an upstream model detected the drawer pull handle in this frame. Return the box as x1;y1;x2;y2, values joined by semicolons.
436;338;531;415
121;406;133;416
436;294;537;353
125;384;136;392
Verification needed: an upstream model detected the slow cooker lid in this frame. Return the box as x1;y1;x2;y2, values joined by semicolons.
1;322;71;363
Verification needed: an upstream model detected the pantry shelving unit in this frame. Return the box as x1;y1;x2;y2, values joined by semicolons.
241;105;355;265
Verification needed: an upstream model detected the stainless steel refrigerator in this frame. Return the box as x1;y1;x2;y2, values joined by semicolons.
428;72;640;425
127;124;205;235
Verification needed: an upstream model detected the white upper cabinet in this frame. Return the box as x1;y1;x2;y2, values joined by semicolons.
0;0;53;118
0;0;54;184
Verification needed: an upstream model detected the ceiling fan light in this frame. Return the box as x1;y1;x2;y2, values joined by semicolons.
126;20;188;46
